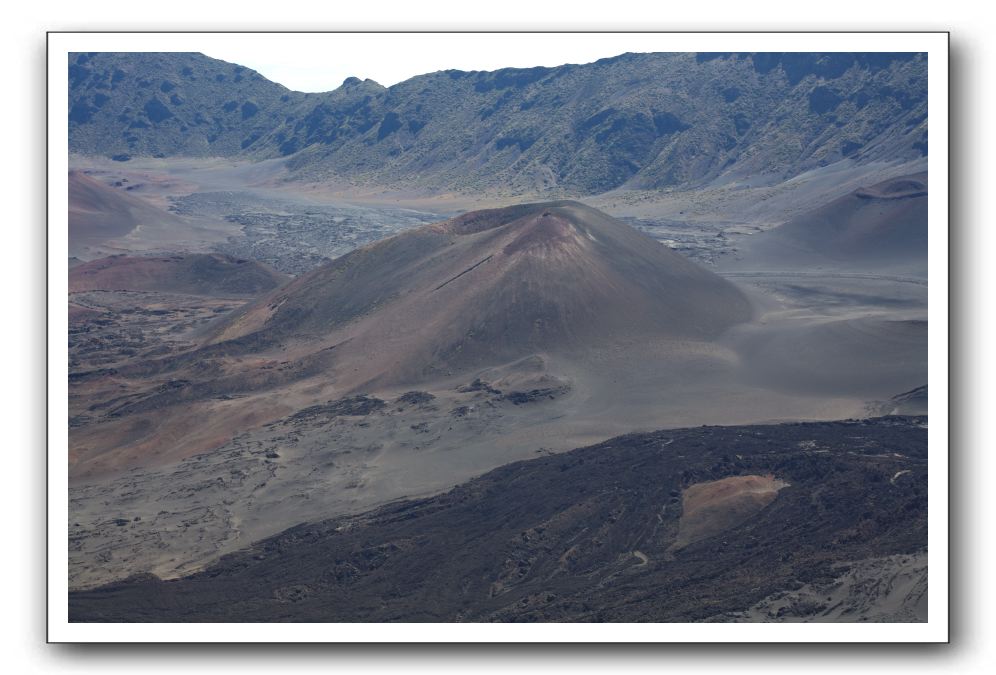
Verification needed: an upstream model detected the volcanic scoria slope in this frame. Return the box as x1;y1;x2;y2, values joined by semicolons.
729;172;928;276
69;170;189;257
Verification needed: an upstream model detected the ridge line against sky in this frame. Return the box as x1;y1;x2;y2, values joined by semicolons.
200;33;691;92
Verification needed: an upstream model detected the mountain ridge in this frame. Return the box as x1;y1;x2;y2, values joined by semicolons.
69;51;928;196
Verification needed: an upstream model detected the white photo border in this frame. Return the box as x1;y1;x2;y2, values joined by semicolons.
47;31;949;643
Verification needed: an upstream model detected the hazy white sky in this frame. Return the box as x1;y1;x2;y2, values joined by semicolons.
60;32;937;93
199;33;691;92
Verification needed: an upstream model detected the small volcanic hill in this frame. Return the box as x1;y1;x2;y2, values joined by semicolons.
69;171;186;256
68;201;753;482
210;200;752;385
732;173;927;275
69;253;288;297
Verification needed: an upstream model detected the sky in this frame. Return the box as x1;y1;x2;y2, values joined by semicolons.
59;32;936;94
199;33;693;92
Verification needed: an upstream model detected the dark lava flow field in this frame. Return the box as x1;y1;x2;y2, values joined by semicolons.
70;415;927;622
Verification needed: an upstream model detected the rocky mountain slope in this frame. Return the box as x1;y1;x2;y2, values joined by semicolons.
69;51;928;196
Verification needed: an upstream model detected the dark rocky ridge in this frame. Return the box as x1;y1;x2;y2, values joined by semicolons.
69;51;928;195
69;416;927;622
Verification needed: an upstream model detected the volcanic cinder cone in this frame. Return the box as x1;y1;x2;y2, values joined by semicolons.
209;200;753;386
70;201;755;479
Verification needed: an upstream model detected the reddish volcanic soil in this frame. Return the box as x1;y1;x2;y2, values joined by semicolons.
673;474;789;549
69;253;287;297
